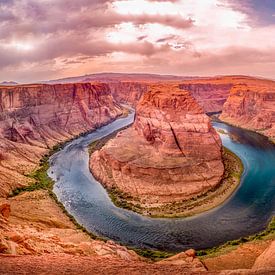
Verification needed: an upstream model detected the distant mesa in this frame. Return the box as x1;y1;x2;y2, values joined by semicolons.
0;81;18;86
42;72;197;84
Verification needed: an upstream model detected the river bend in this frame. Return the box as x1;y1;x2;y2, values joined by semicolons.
48;112;275;252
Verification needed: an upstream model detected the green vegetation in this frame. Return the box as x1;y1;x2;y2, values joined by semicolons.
102;146;244;218
132;248;174;261
108;186;141;212
8;111;274;261
197;216;275;258
8;136;103;241
216;128;228;135
9;143;63;197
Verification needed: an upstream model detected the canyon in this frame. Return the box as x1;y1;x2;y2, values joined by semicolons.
0;82;122;197
220;83;275;141
90;84;225;214
106;76;275;140
0;77;274;274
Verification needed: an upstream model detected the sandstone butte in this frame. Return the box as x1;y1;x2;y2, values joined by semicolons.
90;84;224;212
0;80;274;274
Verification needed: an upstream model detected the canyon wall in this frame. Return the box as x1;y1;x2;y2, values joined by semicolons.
179;83;232;113
90;84;224;212
108;80;232;112
0;83;123;197
220;84;275;140
108;81;148;106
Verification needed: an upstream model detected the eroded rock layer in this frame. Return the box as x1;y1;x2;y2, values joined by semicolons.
220;84;275;140
108;81;148;106
90;85;224;209
0;82;122;197
179;83;232;113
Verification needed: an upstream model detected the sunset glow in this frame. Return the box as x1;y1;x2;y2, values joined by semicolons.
9;42;34;51
0;0;274;82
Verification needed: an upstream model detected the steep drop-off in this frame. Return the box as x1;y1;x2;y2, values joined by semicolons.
108;80;232;112
220;84;275;140
179;83;232;113
106;76;275;115
90;85;224;213
0;82;145;259
0;82;122;197
108;81;148;106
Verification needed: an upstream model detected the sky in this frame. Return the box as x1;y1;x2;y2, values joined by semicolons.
0;0;275;83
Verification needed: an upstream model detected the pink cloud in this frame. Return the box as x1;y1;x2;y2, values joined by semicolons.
0;0;274;82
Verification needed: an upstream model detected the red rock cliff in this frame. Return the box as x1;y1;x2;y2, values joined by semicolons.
108;81;148;106
179;83;232;113
90;84;224;211
108;80;232;112
0;82;123;197
220;84;275;140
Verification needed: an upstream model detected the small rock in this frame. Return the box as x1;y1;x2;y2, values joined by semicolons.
185;249;196;258
0;202;11;219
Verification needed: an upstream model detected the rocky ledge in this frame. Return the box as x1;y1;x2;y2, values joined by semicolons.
90;85;224;215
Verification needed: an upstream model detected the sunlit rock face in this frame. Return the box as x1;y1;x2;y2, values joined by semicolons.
220;84;275;140
90;84;224;208
0;83;123;197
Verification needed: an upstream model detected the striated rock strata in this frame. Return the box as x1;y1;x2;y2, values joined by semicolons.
0;82;122;197
220;84;275;140
108;81;148;106
90;85;224;211
179;83;232;113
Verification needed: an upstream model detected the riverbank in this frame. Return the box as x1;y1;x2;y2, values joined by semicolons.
5;113;274;266
89;134;244;218
213;115;275;145
201;216;275;270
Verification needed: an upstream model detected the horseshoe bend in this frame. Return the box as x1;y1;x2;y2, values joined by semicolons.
0;75;274;274
90;85;236;217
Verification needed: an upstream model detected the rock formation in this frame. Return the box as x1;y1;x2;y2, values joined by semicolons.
0;82;122;146
108;80;232;112
90;85;224;212
108;81;148;106
220;84;275;140
0;82;123;196
0;79;274;274
106;76;275;115
179;83;232;113
253;241;275;271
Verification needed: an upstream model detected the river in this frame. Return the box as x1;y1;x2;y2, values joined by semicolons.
48;111;275;252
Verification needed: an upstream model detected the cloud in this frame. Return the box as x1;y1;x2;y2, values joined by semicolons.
0;0;274;82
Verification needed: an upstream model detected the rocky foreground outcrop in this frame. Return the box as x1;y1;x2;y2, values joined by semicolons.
0;82;122;197
90;85;224;212
220;83;275;141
